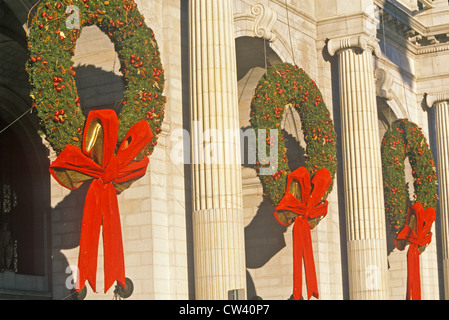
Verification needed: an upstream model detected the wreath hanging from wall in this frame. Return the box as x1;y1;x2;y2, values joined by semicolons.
249;63;337;205
27;0;166;295
381;119;438;235
27;0;165;155
249;62;337;300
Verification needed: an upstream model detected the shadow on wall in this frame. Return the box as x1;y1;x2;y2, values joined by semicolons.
243;129;306;300
51;181;88;300
73;64;124;116
52;181;131;300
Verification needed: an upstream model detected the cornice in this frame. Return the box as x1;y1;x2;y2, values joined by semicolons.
375;0;449;55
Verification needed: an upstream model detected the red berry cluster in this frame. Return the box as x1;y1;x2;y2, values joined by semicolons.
53;109;66;123
152;67;163;82
131;54;143;68
53;76;65;93
30;55;48;66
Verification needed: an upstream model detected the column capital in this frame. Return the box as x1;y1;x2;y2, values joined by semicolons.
327;34;381;57
426;93;449;108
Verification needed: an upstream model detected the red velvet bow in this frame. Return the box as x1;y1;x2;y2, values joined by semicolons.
49;110;153;293
395;202;435;300
274;167;332;300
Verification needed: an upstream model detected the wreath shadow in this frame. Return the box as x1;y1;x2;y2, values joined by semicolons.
73;64;125;117
51;182;89;300
243;128;306;300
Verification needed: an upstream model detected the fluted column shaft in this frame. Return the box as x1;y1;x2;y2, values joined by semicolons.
328;35;389;300
189;0;246;300
427;94;449;299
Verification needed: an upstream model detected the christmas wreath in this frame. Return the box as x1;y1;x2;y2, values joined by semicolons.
249;63;337;205
27;0;165;155
381;119;438;235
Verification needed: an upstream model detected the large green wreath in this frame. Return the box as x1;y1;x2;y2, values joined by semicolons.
381;119;438;235
27;0;165;155
250;63;337;205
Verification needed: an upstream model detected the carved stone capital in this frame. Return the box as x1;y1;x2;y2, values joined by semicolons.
327;34;381;57
426;93;449;108
251;3;277;42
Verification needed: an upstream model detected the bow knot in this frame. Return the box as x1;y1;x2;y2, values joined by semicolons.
102;155;120;184
274;167;332;300
50;110;153;293
304;199;314;219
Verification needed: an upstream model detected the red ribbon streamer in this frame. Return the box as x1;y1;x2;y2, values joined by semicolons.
50;110;153;293
395;202;435;300
274;167;332;300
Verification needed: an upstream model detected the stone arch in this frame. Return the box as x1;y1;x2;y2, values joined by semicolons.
233;15;295;66
378;97;399;141
236;36;282;128
0;1;51;292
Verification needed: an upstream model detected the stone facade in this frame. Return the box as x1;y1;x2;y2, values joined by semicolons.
0;0;448;300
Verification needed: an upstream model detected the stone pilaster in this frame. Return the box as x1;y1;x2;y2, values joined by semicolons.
426;93;449;299
188;0;246;300
327;34;389;300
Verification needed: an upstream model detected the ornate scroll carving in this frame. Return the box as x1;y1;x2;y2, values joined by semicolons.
375;68;394;101
251;3;277;42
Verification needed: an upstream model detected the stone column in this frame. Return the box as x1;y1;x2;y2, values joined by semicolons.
426;93;449;299
327;34;389;300
188;0;246;300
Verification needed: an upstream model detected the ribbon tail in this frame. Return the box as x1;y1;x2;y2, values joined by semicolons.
292;220;303;300
102;183;126;293
302;220;319;300
407;244;421;300
77;180;103;293
292;218;319;300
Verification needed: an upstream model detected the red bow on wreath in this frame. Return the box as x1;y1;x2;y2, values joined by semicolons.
274;167;332;300
49;109;153;293
395;202;435;300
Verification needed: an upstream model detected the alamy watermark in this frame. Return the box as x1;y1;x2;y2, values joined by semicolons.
65;265;81;291
365;265;380;291
65;5;80;30
364;4;381;33
170;122;279;176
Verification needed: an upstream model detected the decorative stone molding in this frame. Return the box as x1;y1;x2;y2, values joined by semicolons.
327;34;382;57
375;68;394;101
426;92;449;108
251;3;277;42
379;2;449;51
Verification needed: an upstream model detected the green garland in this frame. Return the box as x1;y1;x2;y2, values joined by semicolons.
27;0;165;155
381;119;438;235
250;63;337;206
